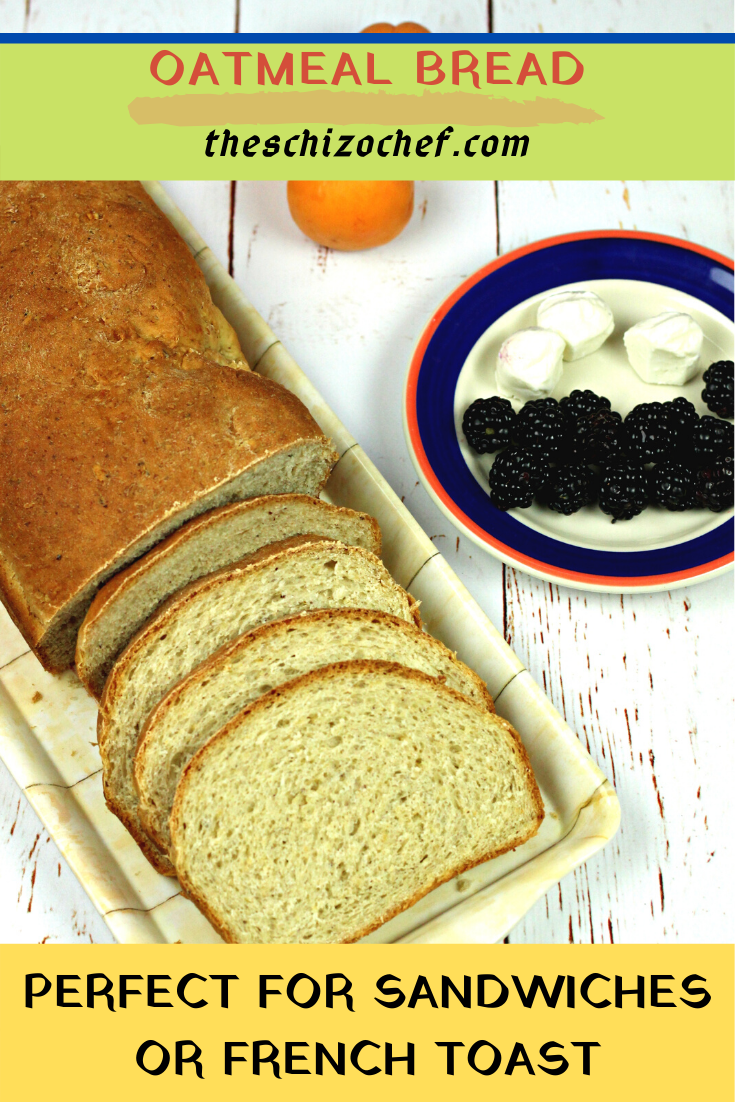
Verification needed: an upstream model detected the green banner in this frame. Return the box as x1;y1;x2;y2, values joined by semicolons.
0;40;732;179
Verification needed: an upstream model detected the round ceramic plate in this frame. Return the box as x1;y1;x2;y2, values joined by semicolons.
404;231;734;592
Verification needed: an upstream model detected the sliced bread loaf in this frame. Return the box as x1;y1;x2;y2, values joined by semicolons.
170;660;543;943
0;183;339;672
98;537;420;871
77;496;381;699
135;608;494;864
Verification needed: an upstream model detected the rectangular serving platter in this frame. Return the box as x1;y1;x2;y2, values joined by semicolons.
0;181;620;944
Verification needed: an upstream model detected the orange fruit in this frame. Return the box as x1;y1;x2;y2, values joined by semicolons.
287;180;414;252
361;21;430;32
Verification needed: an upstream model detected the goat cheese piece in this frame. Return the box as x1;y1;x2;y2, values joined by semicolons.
536;289;615;361
623;311;703;385
495;327;565;402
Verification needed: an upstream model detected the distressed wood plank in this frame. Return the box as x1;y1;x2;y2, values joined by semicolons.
20;0;487;33
0;760;113;942
503;574;733;943
238;0;488;32
25;0;237;32
498;180;734;258
493;0;733;33
0;0;26;32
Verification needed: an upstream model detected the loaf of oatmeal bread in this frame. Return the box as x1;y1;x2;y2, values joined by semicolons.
0;181;336;670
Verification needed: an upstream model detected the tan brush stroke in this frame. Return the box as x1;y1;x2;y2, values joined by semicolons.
128;91;603;128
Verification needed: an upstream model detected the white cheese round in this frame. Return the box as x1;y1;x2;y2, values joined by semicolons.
495;327;565;403
536;289;615;361
623;311;703;385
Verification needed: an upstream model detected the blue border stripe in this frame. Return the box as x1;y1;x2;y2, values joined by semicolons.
0;33;733;44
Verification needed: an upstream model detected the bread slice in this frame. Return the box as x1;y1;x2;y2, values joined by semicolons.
170;661;543;944
0;182;338;673
76;496;381;699
135;608;494;865
98;538;420;871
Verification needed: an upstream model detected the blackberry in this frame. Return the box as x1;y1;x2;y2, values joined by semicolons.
536;464;600;515
598;459;649;521
663;396;699;444
624;402;677;464
462;396;517;454
559;389;612;427
488;447;549;510
649;462;697;511
573;408;625;465
701;360;734;419
695;454;734;512
690;415;734;464
513;397;567;462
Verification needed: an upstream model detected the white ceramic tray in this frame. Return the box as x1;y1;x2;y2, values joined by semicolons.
0;182;620;944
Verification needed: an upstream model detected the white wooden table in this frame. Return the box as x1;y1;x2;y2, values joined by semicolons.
1;2;733;944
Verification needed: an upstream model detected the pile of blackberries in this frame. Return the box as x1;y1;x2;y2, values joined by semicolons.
462;363;734;520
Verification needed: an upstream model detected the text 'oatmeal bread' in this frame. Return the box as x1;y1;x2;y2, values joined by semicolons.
0;181;337;672
98;537;420;872
76;495;381;699
170;661;543;944
135;608;493;862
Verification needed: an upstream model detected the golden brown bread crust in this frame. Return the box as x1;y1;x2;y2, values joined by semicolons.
0;182;336;670
170;660;543;943
76;495;382;698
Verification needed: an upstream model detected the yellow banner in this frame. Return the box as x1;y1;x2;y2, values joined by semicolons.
0;944;731;1099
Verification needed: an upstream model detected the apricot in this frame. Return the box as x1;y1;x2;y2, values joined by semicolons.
361;21;430;32
287;180;414;251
